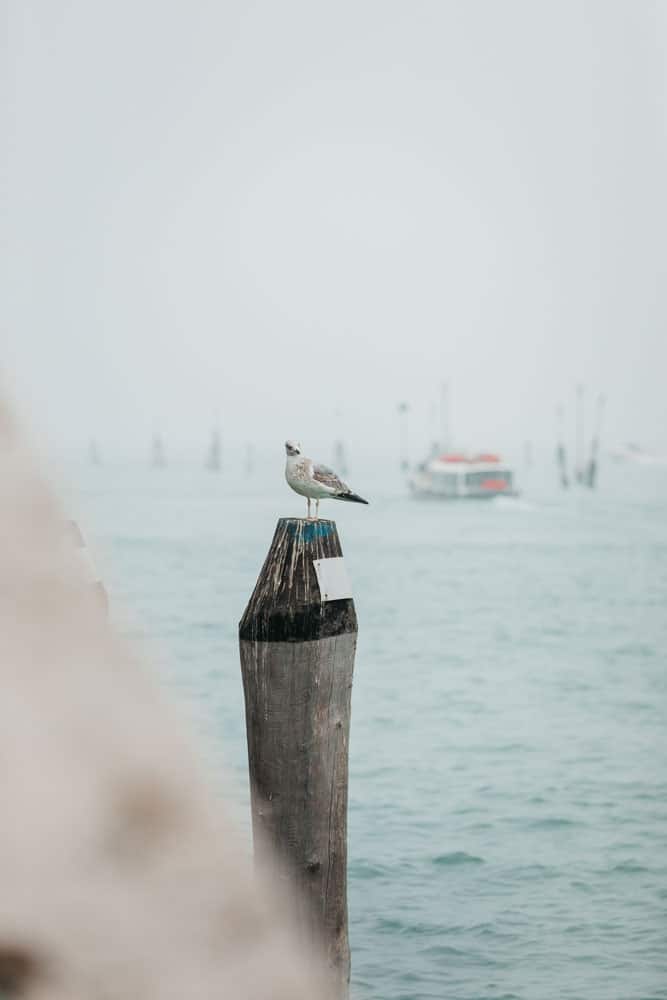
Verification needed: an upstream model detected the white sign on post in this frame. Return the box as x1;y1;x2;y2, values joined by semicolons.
313;556;353;602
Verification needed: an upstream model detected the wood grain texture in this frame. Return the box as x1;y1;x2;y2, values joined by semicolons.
239;518;357;996
239;518;357;642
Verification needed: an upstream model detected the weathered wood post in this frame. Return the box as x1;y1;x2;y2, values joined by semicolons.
239;517;357;997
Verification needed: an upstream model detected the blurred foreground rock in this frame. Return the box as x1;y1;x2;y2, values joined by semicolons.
0;398;333;1000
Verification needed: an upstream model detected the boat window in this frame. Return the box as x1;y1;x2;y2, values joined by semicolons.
464;470;513;489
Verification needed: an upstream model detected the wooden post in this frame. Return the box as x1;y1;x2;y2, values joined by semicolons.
0;398;337;1000
239;517;356;997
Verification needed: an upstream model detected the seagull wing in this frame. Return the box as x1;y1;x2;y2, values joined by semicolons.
312;463;350;494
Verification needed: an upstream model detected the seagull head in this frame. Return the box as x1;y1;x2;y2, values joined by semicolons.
285;440;302;457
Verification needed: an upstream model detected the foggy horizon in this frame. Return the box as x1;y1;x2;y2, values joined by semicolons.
5;1;667;463
3;8;667;997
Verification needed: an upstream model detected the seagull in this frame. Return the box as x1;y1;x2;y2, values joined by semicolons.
285;440;369;519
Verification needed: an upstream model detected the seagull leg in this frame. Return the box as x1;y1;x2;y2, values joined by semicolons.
315;499;320;520
307;497;311;519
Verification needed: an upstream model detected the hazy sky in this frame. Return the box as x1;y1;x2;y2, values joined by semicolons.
4;1;667;462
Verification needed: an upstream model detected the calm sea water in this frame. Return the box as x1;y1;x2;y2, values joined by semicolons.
66;458;667;1000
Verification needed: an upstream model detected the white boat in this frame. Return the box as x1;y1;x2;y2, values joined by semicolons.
410;451;518;499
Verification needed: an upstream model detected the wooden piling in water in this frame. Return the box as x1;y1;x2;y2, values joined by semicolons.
0;399;336;1000
239;517;356;997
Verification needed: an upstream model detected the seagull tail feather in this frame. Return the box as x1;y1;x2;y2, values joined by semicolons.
336;491;369;505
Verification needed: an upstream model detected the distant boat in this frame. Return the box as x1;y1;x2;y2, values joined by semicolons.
410;452;518;499
610;443;667;466
205;428;222;472
151;434;166;468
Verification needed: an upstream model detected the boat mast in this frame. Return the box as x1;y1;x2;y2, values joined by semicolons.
440;382;450;453
428;401;438;457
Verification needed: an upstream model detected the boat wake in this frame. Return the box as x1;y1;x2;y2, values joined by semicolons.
491;495;536;512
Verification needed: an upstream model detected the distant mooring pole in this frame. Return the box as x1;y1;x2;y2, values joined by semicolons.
239;518;356;997
585;393;605;489
556;404;569;489
523;439;533;470
574;383;584;484
205;426;222;472
151;432;166;468
397;401;409;470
